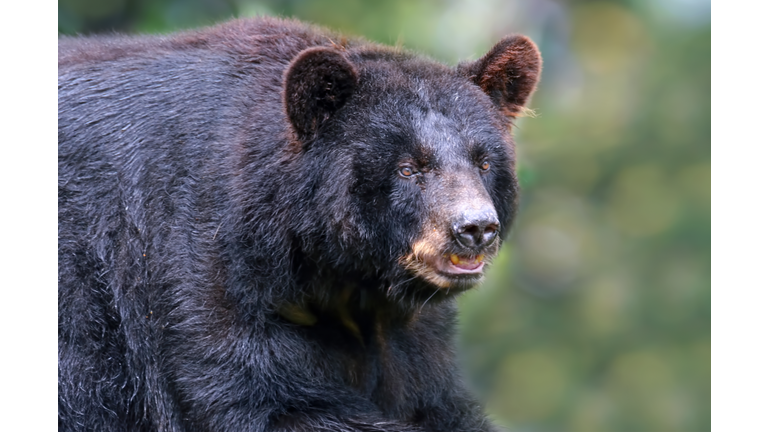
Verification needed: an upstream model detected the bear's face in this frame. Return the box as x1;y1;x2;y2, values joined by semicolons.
333;75;515;293
284;38;541;295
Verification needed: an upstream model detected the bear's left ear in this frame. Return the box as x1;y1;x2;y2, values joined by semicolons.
284;47;359;140
458;35;542;117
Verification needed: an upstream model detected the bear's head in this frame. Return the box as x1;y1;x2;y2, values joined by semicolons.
283;37;541;301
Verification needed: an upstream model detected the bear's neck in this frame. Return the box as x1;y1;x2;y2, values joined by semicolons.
279;279;422;344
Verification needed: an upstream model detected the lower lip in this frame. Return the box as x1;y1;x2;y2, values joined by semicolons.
441;256;485;275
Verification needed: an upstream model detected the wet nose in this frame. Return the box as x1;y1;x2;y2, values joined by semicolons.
452;210;499;249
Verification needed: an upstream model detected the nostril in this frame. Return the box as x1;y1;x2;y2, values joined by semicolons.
455;224;478;246
482;224;499;245
452;223;473;247
464;225;481;237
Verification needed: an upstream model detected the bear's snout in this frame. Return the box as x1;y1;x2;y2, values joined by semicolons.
451;209;499;250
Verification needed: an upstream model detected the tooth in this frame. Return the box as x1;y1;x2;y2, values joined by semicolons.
450;254;460;265
477;255;484;263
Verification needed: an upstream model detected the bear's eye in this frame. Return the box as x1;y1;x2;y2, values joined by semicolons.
480;160;491;171
399;166;417;178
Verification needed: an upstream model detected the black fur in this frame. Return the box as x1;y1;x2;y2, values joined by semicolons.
58;17;541;431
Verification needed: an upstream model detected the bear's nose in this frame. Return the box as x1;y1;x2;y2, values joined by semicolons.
452;211;499;249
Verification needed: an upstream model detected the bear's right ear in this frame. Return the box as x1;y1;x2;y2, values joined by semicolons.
284;47;358;140
458;35;542;117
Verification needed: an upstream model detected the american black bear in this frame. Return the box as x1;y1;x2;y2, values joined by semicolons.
58;17;541;431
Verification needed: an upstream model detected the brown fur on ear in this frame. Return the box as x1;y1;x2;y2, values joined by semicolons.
458;35;542;117
284;47;358;139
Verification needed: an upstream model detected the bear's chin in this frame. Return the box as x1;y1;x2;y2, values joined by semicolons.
423;271;486;293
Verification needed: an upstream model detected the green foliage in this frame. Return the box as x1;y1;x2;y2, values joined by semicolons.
59;1;710;430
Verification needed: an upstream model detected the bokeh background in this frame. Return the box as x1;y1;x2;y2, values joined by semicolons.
59;1;711;431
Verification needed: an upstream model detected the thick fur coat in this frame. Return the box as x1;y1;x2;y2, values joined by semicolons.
58;17;541;431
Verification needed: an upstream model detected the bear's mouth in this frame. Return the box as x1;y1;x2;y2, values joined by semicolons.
401;236;497;291
414;252;487;288
437;253;485;274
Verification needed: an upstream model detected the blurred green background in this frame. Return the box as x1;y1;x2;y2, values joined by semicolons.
59;1;710;431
